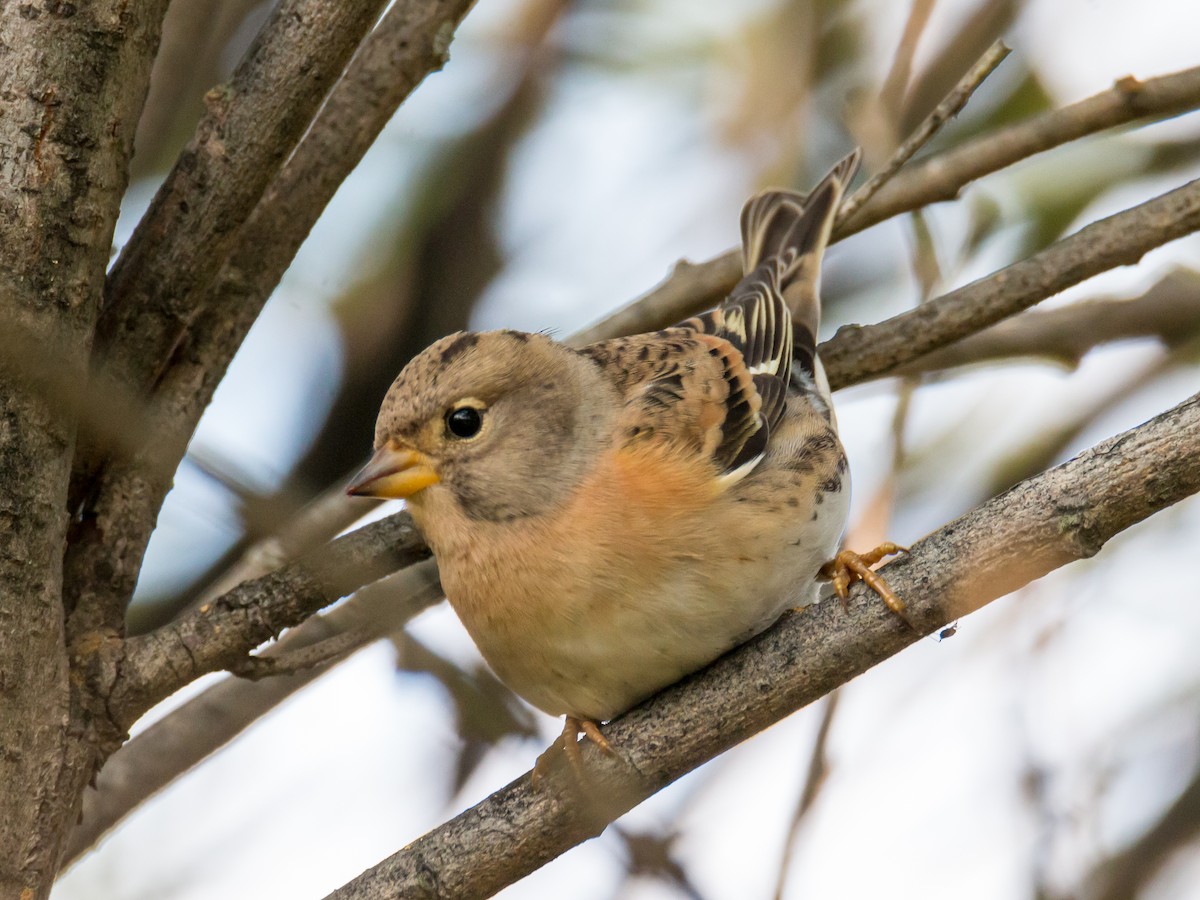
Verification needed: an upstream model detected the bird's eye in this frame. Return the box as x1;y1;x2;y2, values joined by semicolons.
445;405;484;439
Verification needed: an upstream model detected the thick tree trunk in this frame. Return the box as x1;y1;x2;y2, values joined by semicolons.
0;2;167;895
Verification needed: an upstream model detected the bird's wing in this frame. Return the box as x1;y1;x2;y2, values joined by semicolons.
580;151;859;485
579;285;790;486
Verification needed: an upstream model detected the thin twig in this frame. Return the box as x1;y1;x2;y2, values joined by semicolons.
572;63;1200;344
837;41;1011;226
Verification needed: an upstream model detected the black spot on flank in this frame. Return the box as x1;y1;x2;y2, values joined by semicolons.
501;329;530;343
814;493;824;505
787;496;799;508
819;473;842;494
439;332;480;365
801;432;838;456
836;454;849;474
638;345;651;362
658;372;685;392
810;510;818;521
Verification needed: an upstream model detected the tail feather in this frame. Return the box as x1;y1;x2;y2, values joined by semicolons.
736;150;861;355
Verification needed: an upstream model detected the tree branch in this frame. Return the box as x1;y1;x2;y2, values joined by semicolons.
324;391;1200;898
850;65;1200;235
893;269;1200;376
64;561;442;868
108;513;430;725
569;64;1200;345
820;176;1200;388
93;0;390;401
63;0;477;643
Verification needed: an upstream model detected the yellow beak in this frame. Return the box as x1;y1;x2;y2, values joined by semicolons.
346;441;440;499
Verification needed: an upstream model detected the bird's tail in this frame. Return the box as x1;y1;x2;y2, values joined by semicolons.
738;150;861;355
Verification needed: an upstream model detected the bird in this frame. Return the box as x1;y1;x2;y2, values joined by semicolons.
347;150;906;778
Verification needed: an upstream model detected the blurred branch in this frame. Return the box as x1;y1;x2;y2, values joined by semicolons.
64;562;443;868
572;63;1200;344
773;691;841;900
324;391;1200;899
877;0;938;123
1083;764;1200;900
894;270;1200;376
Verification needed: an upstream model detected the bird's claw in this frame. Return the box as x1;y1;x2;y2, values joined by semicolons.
820;543;913;629
532;716;616;788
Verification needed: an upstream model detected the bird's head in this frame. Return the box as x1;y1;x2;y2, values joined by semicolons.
347;330;616;523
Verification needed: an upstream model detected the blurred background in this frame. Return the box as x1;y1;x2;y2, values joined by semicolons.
55;0;1200;897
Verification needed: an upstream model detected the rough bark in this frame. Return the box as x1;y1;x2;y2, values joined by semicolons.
62;0;476;646
0;1;169;895
108;512;430;724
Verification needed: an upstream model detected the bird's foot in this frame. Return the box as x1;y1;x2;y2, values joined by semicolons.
532;716;616;787
820;543;913;629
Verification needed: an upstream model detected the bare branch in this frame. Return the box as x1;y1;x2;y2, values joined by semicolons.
64;562;442;868
837;41;1011;225
572;64;1200;344
108;513;430;725
821;176;1200;389
1083;756;1200;900
894;270;1200;375
63;0;479;643
93;0;390;401
324;391;1200;899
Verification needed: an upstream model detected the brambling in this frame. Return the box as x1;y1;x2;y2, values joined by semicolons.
348;150;905;776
